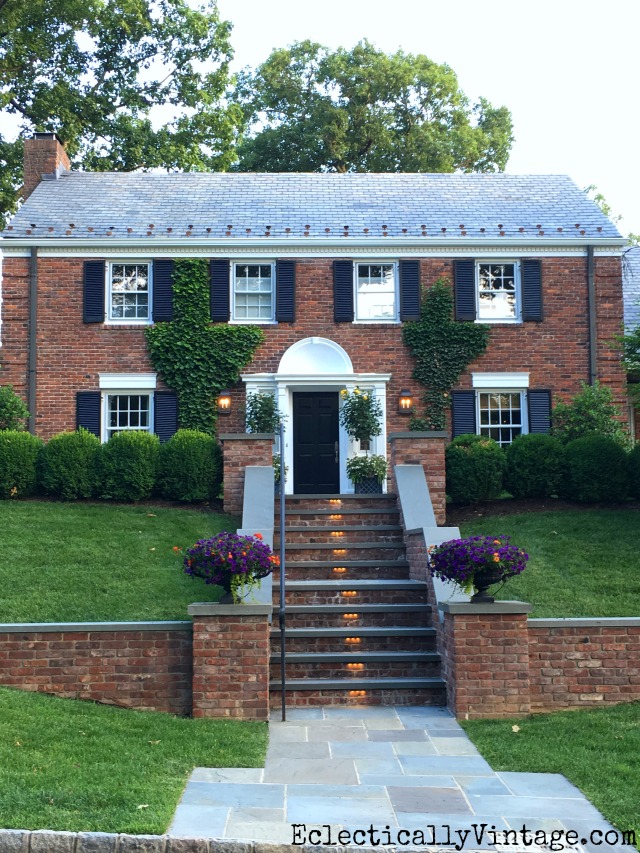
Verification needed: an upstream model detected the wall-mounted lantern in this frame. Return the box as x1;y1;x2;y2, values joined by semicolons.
217;390;232;414
398;389;414;415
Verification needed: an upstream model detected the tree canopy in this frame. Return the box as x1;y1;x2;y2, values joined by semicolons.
232;40;514;174
0;0;242;225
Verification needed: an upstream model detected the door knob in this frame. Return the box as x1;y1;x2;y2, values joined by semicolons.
334;441;339;463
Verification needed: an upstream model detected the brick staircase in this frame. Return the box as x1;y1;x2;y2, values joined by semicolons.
269;494;447;707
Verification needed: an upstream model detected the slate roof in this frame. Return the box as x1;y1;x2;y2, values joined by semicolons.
5;171;622;241
623;246;640;329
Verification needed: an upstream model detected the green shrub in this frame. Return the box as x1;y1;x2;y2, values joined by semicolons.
245;392;283;433
157;429;222;502
552;381;629;446
628;444;640;499
564;435;629;502
0;385;29;431
445;433;506;504
0;430;43;498
505;434;565;499
38;428;100;500
96;431;160;501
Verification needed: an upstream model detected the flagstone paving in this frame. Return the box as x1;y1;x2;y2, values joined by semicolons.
168;706;628;851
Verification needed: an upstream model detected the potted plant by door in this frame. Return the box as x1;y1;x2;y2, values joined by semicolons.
427;534;529;603
346;454;388;494
339;387;383;447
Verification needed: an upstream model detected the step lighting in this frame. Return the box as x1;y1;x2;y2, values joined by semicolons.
330;531;344;537
328;499;342;505
348;690;367;697
346;663;364;670
329;514;342;520
345;637;361;644
333;549;347;555
341;591;358;598
333;567;347;574
342;613;359;619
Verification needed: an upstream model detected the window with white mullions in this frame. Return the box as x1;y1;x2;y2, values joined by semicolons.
478;391;524;446
109;263;150;320
356;263;397;320
106;394;151;440
477;263;519;321
233;263;274;320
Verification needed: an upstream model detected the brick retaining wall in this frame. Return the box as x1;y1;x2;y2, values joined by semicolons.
220;434;274;514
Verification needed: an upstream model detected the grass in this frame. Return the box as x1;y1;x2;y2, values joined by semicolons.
0;686;267;833
460;509;640;617
462;702;640;837
0;501;240;622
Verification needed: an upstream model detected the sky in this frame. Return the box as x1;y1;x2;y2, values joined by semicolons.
216;0;640;238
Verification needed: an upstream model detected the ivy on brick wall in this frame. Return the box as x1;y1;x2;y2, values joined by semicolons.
145;260;263;436
403;278;490;431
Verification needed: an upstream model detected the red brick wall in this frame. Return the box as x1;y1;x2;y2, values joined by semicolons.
389;434;446;523
220;435;274;513
0;626;192;715
22;136;71;200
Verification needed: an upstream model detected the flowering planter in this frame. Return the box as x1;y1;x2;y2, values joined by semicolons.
470;568;506;603
354;477;383;494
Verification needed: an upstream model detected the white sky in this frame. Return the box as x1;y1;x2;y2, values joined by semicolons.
217;0;640;237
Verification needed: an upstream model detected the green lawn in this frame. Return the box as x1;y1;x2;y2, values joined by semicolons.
462;702;640;837
0;502;240;622
460;509;640;617
0;686;267;833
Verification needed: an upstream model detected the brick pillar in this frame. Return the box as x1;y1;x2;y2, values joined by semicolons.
189;603;272;720
23;133;71;199
220;434;274;513
388;431;447;524
441;601;533;719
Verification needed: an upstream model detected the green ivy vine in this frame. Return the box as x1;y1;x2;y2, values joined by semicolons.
145;259;264;436
403;278;490;431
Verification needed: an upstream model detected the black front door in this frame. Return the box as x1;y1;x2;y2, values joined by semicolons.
293;392;340;494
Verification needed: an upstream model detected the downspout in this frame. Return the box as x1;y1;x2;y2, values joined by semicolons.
28;247;38;433
587;245;597;385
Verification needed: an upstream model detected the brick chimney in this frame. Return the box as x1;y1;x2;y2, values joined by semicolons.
23;132;71;200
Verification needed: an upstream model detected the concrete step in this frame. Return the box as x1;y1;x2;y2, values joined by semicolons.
285;542;406;562
281;579;429;605
270;625;437;653
275;559;411;580
268;676;447;707
277;525;404;545
270;650;441;680
276;494;398;512
283;603;432;629
281;509;401;526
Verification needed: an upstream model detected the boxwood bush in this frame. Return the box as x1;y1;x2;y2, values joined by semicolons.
0;430;43;498
38;428;100;500
157;429;222;502
96;430;160;501
505;434;565;499
445;434;506;504
628;444;640;499
564;435;628;502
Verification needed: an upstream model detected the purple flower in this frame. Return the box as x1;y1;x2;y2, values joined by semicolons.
428;534;528;587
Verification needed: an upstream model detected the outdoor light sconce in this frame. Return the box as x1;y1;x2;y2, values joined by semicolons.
398;389;414;415
217;390;232;414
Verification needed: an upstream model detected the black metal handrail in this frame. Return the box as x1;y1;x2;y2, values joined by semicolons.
278;421;287;721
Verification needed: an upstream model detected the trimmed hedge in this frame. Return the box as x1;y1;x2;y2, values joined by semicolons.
157;429;222;502
0;431;43;498
39;428;100;500
505;434;565;499
628;444;640;499
564;435;628;502
445;433;506;504
96;431;160;502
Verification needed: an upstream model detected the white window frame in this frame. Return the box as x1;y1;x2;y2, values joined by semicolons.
475;260;521;323
354;261;399;323
105;261;153;325
101;391;154;443
476;389;527;447
99;374;157;443
231;261;276;324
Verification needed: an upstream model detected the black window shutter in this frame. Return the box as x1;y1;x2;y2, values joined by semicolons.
451;390;477;437
522;259;543;322
334;260;354;322
454;259;475;321
152;259;174;321
275;260;296;322
399;260;421;321
83;261;105;323
527;389;551;434
210;259;230;322
154;392;178;443
76;391;101;437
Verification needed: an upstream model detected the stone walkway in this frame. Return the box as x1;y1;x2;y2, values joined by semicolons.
169;706;626;851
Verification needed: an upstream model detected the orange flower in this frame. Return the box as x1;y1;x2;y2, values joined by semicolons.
493;554;500;563
269;555;280;566
172;546;181;553
254;532;263;540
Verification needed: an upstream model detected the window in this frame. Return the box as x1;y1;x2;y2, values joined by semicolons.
477;391;525;446
477;262;520;321
232;263;274;321
104;393;152;440
108;263;151;322
355;263;397;321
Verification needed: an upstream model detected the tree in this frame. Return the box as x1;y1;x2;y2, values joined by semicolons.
0;0;243;226
232;40;513;174
586;186;638;246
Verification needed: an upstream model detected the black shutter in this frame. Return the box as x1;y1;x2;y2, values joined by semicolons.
522;259;543;322
210;259;230;322
399;260;421;321
83;261;105;323
76;391;101;437
275;259;296;322
334;260;354;322
527;389;552;434
152;259;174;321
454;259;475;321
451;390;477;437
154;392;178;443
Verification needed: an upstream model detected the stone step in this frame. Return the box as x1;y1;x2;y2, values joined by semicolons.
275;494;398;512
274;559;411;581
268;676;447;707
277;525;404;545
270;650;441;680
281;579;429;605
282;603;432;630
281;509;400;527
284;542;406;562
270;625;437;653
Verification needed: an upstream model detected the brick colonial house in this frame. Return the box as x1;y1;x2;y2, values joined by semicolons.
0;133;629;495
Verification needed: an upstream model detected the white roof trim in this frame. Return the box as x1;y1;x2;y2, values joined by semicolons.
472;372;530;389
99;373;157;390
